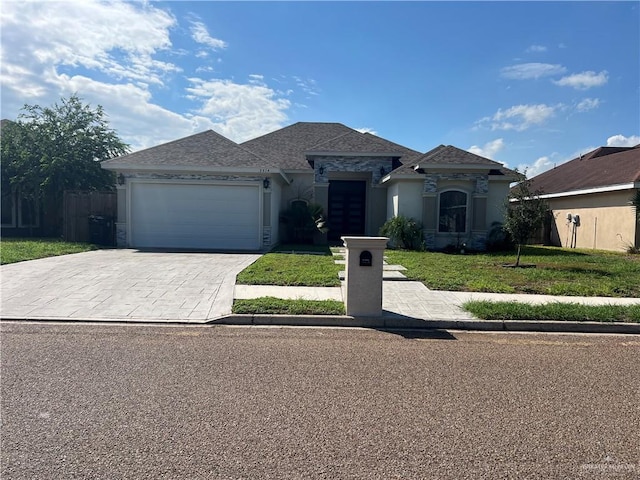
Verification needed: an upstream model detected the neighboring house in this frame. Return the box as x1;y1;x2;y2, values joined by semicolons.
527;145;640;252
101;122;517;251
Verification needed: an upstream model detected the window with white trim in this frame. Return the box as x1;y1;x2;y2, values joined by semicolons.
438;190;467;233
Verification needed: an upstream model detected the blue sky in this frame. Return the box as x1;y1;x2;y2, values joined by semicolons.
2;1;638;177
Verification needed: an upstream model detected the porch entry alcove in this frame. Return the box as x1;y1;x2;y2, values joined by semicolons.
328;180;366;241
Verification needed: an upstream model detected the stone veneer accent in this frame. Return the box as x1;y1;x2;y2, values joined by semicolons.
421;173;491;250
125;173;264;182
115;223;127;247
262;227;271;246
423;173;489;194
312;156;394;184
423;231;436;249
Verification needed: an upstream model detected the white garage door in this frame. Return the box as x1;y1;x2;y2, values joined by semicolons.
130;182;261;250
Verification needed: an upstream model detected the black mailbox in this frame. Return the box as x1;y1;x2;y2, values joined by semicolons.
359;250;372;267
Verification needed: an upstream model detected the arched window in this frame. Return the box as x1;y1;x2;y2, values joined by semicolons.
438;190;467;233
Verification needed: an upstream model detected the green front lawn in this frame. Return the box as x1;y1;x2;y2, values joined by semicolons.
233;297;345;315
236;250;342;287
1;238;96;265
386;246;640;297
464;301;640;323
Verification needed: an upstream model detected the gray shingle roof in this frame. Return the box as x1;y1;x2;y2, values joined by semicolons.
307;130;420;156
101;123;517;179
240;122;358;169
101;130;272;169
527;145;640;194
391;145;515;176
241;122;422;170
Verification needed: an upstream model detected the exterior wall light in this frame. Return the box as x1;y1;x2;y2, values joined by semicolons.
117;173;125;185
263;177;270;189
380;166;386;177
318;166;325;175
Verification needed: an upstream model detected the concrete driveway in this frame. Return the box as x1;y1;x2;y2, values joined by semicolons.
0;250;260;323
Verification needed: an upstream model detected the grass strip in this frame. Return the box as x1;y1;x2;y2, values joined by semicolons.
233;297;345;315
236;252;342;287
386;246;640;297
464;301;640;323
1;238;96;264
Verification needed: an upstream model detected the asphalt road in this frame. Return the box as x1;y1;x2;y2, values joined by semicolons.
1;323;639;479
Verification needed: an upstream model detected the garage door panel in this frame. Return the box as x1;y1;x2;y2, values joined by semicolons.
131;183;260;250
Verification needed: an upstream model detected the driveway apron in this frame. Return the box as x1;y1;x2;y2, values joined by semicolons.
0;250;260;323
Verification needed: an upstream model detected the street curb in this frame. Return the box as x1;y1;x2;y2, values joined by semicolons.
212;315;640;334
2;315;639;334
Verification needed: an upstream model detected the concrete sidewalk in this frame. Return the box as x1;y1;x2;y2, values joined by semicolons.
235;281;640;322
2;249;639;333
232;281;640;334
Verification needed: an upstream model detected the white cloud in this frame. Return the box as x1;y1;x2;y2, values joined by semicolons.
575;98;600;112
518;156;554;178
553;70;608;90
52;72;217;150
520;145;600;178
0;0;298;151
189;21;227;50
356;127;378;135
468;138;504;159
606;134;640;147
1;0;178;91
248;74;265;85
293;76;320;96
185;77;291;142
500;63;566;80
526;45;547;53
476;104;559;132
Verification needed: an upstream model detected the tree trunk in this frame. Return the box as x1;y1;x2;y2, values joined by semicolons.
515;243;522;267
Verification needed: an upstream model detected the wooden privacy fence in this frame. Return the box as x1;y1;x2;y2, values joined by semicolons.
63;191;116;243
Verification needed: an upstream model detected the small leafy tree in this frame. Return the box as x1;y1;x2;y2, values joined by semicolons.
380;215;425;250
1;95;128;235
632;189;640;224
503;172;549;266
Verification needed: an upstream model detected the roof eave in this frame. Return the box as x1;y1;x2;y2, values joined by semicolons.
415;163;500;172
306;151;402;158
380;173;422;183
531;182;640;200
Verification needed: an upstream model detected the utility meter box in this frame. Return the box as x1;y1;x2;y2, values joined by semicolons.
341;236;388;317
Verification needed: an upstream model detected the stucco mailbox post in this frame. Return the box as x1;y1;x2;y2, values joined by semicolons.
341;236;388;317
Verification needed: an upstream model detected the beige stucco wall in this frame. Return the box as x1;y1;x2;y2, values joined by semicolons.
389;179;424;222
487;181;510;226
387;182;399;219
368;186;388;236
280;173;315;210
546;190;637;252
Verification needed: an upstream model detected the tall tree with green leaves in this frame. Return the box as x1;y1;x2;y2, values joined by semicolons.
1;95;129;235
503;171;549;267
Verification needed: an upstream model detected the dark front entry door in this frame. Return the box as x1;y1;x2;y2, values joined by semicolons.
328;180;366;241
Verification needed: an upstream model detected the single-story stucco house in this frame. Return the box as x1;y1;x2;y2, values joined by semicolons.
101;122;517;251
527;144;640;252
